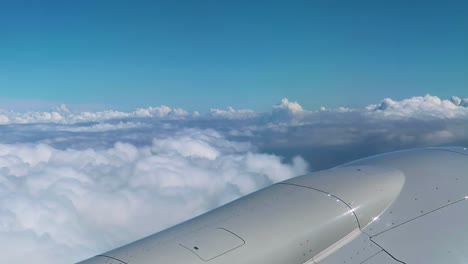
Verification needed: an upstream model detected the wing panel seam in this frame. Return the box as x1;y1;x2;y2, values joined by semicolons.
277;182;362;229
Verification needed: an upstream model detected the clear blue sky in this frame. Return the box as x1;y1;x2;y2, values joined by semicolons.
0;0;467;111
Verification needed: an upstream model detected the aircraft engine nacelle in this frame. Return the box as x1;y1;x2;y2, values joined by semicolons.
78;147;468;264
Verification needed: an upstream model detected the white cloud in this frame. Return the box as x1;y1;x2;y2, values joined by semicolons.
450;96;468;107
209;107;258;119
274;98;304;114
271;98;306;121
57;122;146;132
0;95;467;126
0;130;308;264
133;105;189;118
366;94;468;119
0;105;192;125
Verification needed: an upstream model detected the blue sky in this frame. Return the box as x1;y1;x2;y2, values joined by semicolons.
0;0;467;111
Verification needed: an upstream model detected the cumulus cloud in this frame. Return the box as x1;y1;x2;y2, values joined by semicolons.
271;98;306;121
1;94;468;264
366;94;468;119
273;98;304;114
209;107;258;119
1;94;467;125
0;130;307;264
0;105;191;125
57;122;147;132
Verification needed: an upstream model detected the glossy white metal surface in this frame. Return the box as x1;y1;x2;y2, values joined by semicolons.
79;184;358;264
342;148;468;236
77;147;468;264
179;228;245;261
283;165;405;229
361;251;400;264
372;198;468;263
315;230;382;264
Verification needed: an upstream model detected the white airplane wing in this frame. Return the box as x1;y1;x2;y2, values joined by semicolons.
77;147;468;264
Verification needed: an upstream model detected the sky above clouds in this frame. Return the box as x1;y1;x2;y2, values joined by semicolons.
0;0;467;110
0;95;468;263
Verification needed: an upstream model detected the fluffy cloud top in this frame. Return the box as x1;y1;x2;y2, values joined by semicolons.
0;105;191;125
367;95;468;119
1;94;468;264
1;94;468;126
0;130;307;264
209;107;258;119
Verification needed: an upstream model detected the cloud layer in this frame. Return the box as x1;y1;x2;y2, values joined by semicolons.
0;130;307;263
1;95;468;125
0;94;468;263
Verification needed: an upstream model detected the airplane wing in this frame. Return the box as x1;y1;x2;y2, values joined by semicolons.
77;147;468;264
